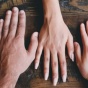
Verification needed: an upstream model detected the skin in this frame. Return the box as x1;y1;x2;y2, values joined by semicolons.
74;21;88;80
35;0;74;86
0;7;38;88
0;3;87;88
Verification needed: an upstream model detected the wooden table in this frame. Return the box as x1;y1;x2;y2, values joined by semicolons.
0;0;88;88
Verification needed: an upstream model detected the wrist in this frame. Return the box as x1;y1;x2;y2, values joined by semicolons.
0;73;19;88
43;0;63;20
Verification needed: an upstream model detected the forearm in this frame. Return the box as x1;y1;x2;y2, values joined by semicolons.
0;73;19;88
42;0;63;19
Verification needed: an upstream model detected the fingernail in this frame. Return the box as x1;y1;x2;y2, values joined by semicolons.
62;75;66;82
70;53;74;62
45;73;48;80
20;10;24;14
34;32;38;37
35;63;38;69
7;10;11;15
53;78;58;86
13;7;18;12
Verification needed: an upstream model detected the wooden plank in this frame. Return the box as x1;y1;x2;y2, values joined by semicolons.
0;0;88;88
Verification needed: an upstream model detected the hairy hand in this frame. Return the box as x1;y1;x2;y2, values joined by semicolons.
0;7;38;88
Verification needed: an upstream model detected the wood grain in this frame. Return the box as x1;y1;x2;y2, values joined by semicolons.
0;0;88;88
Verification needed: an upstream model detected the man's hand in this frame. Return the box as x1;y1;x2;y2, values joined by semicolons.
74;22;88;80
35;0;74;86
0;7;38;88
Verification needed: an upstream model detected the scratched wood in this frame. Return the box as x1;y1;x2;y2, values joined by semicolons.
0;0;88;88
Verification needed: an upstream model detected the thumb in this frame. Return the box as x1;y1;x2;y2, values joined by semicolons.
74;42;81;66
27;32;38;64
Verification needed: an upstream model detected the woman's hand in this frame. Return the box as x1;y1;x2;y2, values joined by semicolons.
35;1;74;85
74;22;88;80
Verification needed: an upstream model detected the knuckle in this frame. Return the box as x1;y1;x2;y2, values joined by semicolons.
60;61;66;67
10;23;17;28
52;61;58;67
18;23;24;28
4;25;8;31
45;57;49;62
16;32;24;38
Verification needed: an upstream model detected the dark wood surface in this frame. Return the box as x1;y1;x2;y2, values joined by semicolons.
0;0;88;88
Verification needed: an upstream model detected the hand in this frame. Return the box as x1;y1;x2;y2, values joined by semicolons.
35;12;74;86
74;22;88;80
0;7;38;88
